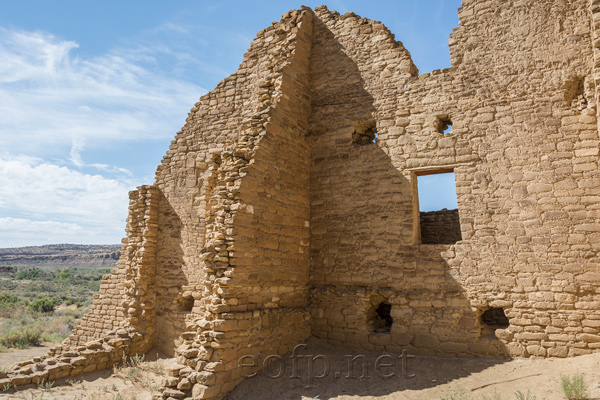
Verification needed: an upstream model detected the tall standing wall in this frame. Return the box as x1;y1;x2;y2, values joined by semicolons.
156;9;314;400
309;0;600;359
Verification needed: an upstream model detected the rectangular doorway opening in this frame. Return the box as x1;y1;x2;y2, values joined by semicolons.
416;171;462;244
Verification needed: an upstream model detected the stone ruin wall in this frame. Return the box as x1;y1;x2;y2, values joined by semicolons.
158;9;314;398
310;0;600;360
228;0;600;366
420;209;462;245
306;5;487;356
3;1;600;399
0;9;314;396
448;0;600;358
140;9;314;399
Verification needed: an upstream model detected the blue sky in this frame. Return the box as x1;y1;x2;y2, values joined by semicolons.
418;173;458;212
0;0;462;247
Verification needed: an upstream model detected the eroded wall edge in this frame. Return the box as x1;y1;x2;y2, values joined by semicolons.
1;186;159;387
154;9;314;400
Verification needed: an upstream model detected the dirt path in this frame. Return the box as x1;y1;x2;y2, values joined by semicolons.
0;343;53;369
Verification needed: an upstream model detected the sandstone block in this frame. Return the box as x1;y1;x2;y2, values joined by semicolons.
413;334;440;350
162;388;186;399
192;383;222;399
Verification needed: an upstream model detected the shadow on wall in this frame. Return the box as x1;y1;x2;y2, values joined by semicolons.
298;12;511;400
308;15;377;134
155;191;190;356
226;115;511;399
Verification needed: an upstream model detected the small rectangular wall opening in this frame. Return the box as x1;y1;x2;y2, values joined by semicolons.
416;171;462;245
353;119;377;145
436;115;453;134
369;295;393;334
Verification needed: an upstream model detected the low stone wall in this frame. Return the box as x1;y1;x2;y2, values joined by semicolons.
420;209;462;245
0;329;145;390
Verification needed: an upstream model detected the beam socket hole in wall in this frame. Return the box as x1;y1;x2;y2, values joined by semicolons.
563;76;587;110
481;307;509;330
370;299;393;333
178;295;194;313
376;302;393;331
353;119;377;145
417;171;462;244
436;114;452;134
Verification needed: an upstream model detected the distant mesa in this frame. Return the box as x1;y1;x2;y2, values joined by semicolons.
0;244;121;268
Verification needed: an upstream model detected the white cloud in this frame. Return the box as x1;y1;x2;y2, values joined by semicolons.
0;26;209;246
0;218;83;247
0;27;205;156
0;30;78;83
0;217;122;247
0;217;82;233
69;139;85;168
0;19;256;247
0;154;132;246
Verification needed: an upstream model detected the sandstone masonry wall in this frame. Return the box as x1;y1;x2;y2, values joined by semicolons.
307;6;492;357
152;9;314;400
444;0;600;358
69;185;159;349
4;1;600;398
308;0;600;359
420;209;462;245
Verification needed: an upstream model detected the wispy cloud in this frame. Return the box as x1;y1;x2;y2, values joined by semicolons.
0;154;130;221
69;139;132;176
0;27;206;157
69;139;86;168
0;218;82;234
0;218;85;247
436;0;446;20
329;0;349;14
0;30;78;83
157;22;192;35
0;27;210;246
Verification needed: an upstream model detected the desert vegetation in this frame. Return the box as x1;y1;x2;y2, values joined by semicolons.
439;373;592;400
0;264;110;349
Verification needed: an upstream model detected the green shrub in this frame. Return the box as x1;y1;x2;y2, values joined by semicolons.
440;386;539;400
0;325;41;348
561;372;589;400
0;294;21;307
441;384;471;400
481;391;502;400
515;390;536;400
29;297;59;313
16;267;43;280
40;308;86;342
58;268;71;280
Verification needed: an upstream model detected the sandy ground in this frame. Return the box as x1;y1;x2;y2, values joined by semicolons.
0;349;169;400
1;338;600;400
226;338;600;400
0;344;53;368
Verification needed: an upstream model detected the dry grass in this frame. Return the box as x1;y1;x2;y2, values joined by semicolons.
0;305;87;349
112;354;164;394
